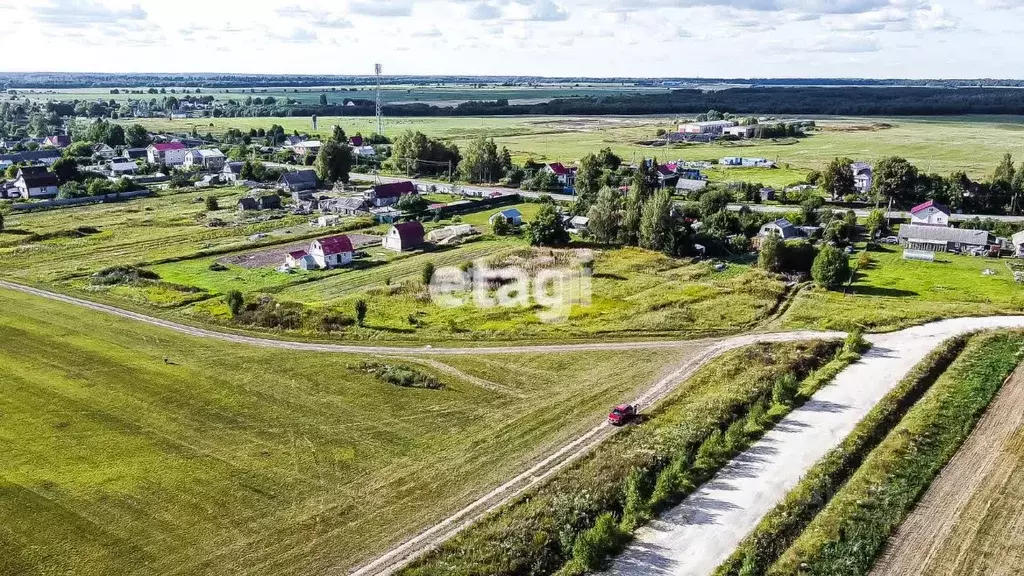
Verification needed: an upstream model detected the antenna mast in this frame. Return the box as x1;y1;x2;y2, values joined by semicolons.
375;63;384;136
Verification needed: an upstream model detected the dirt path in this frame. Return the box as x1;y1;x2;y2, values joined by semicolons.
869;367;1024;576
602;317;1024;576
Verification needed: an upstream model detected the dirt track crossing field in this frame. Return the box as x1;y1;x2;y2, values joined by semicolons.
870;366;1024;576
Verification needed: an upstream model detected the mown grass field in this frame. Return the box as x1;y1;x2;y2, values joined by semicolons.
127;115;1024;179
0;287;700;576
780;244;1024;332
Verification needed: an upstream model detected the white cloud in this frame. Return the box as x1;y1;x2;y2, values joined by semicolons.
30;0;147;26
505;0;570;21
348;0;414;16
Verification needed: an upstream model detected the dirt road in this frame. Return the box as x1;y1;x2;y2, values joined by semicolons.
602;316;1024;576
870;366;1024;576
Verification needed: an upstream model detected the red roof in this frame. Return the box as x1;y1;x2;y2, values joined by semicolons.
373;181;417;199
392;221;425;246
315;235;354;255
288;250;308;259
547;162;571;176
910;200;950;215
350;136;363;146
152;142;186;152
657;165;675;176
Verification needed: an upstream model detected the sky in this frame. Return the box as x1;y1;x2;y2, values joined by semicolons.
0;0;1021;79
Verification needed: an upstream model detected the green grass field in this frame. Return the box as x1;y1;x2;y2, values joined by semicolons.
126;115;1024;179
780;244;1024;332
0;287;699;576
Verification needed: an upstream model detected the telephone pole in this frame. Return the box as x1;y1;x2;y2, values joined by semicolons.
375;63;384;137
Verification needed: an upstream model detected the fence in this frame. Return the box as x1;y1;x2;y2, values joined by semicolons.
11;190;152;212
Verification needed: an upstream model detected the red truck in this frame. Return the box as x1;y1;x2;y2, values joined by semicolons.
608;404;637;426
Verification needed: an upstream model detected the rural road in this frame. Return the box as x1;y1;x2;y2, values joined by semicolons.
602;315;1024;576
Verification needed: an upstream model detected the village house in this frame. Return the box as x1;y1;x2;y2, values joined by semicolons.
222;162;244;183
94;143;116;159
42;135;72;149
321;196;368;215
675;178;708;195
909;200;951;227
365;181;416;207
898;224;993;253
567;215;590;234
308;235;354;268
147;142;188;166
352;145;376;158
279;170;319;194
851;162;873;194
489;208;523;226
183;148;226;171
383;221;426;252
285;250;317;271
13;166;60;199
543;163;577;188
721;157;776;168
0;150;62;167
1012;230;1024;258
124;148;148;160
292;140;322;156
237;194;282;211
758;218;802;240
109;157;138;176
679;120;737;135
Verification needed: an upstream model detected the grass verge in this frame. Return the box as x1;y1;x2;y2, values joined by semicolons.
767;330;1024;576
713;333;972;576
399;335;863;576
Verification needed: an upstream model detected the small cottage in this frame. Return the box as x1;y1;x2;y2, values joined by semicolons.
309;235;354;268
382;221;425;252
909;200;951;227
489;208;523;226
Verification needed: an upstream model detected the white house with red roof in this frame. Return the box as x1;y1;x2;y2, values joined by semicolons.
285;250;317;271
308;235;354;268
909;200;950;227
383;221;425;252
543;162;577;188
147;142;188;166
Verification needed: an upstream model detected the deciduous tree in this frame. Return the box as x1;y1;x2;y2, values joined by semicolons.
639;189;674;252
872;156;918;207
822;157;855;200
586;187;622;244
811;244;851;290
526;203;569;246
314;140;353;184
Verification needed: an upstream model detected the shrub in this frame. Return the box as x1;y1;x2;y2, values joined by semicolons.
811;244;851;290
696;429;725;470
772;373;799;406
355;299;368;326
421;262;436;286
620;468;653;532
204;195;219;211
352;361;445;390
570;513;628;572
90;265;160;286
225;290;244;317
208;262;228;272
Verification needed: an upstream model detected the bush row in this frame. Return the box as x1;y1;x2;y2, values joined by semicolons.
350;361;445;390
398;339;848;576
768;330;1024;576
713;333;971;576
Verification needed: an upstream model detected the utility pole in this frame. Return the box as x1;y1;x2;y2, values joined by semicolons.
375;63;384;137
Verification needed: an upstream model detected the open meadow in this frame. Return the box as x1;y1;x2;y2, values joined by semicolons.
779;244;1024;333
126;115;1024;179
0;287;704;576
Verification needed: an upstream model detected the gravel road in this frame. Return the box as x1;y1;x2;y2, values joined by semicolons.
602;316;1024;576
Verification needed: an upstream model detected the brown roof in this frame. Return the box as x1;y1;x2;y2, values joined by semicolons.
373;181;416;199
